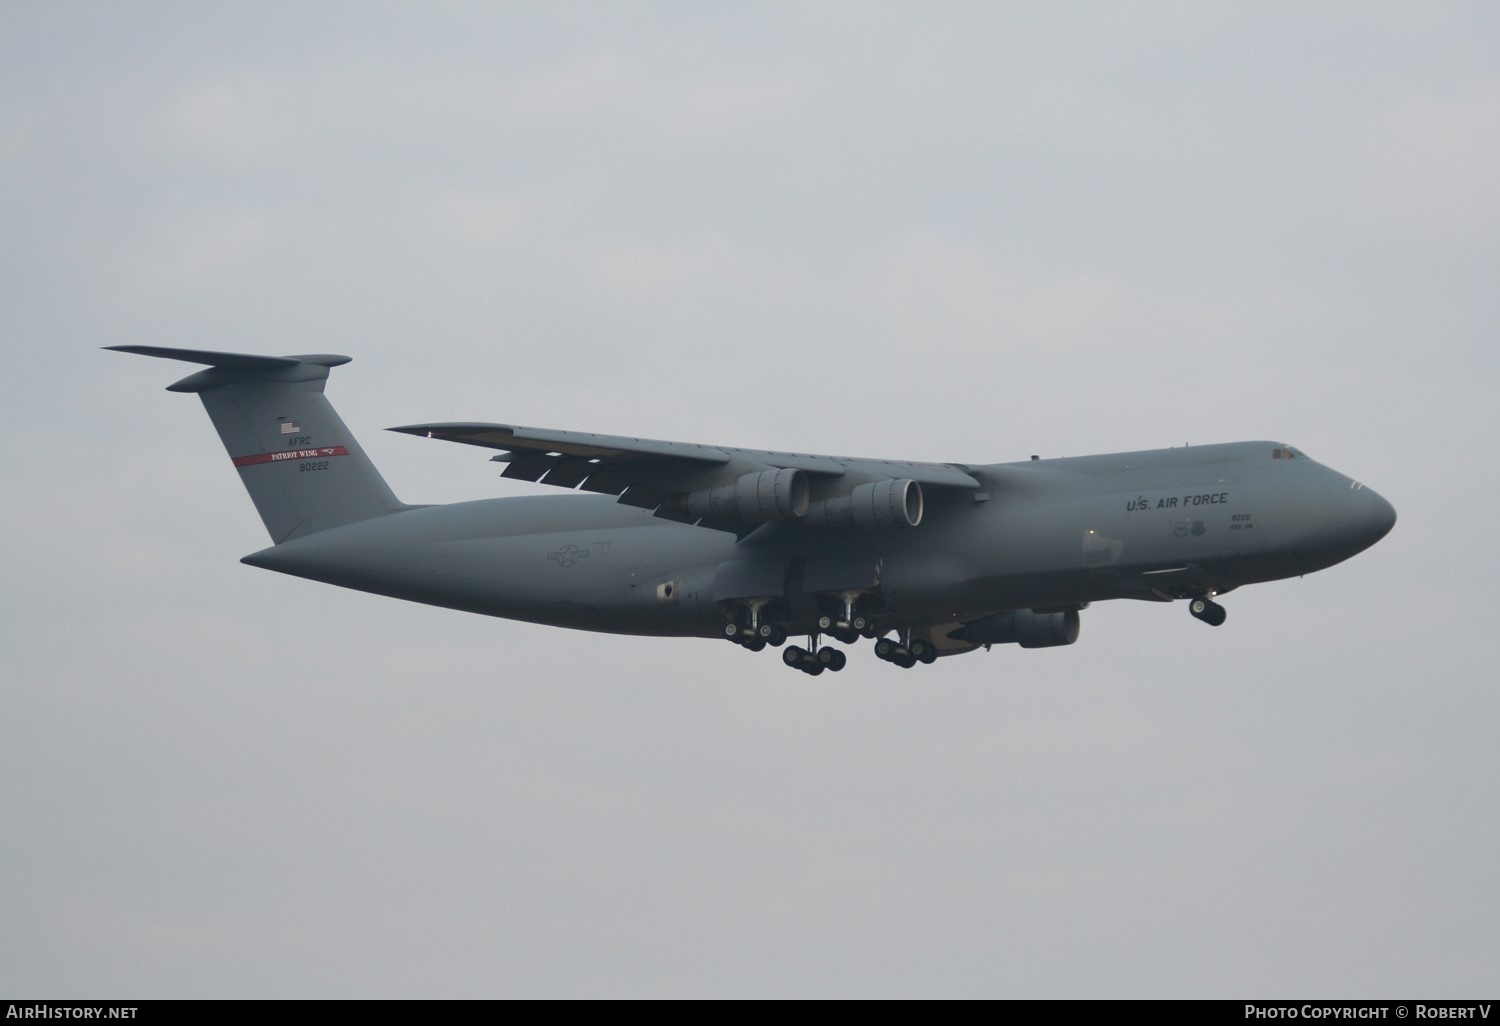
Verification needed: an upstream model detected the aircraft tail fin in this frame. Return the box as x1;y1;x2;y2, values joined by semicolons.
107;345;410;543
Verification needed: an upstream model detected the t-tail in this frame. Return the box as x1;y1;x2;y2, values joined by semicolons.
107;346;410;543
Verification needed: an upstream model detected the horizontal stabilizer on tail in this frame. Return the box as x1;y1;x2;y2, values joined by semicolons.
104;346;353;392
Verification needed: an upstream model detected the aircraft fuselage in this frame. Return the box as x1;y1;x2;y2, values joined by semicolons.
241;440;1395;642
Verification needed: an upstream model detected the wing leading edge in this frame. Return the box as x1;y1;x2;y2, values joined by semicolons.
390;421;981;534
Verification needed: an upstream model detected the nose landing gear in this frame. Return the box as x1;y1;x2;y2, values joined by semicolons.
1189;597;1227;626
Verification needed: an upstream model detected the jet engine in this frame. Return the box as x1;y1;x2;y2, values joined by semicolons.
956;608;1080;648
805;478;924;530
684;468;810;522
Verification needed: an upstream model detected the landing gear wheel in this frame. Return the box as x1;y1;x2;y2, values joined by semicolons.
817;647;847;672
766;626;787;647
1189;598;1228;627
909;639;938;664
742;638;766;652
873;636;920;668
724;623;740;640
783;646;805;666
817;615;834;631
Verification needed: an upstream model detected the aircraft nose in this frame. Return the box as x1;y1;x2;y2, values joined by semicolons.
1367;489;1397;542
1299;478;1396;570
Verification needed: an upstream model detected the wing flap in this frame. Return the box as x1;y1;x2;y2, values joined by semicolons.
498;453;559;483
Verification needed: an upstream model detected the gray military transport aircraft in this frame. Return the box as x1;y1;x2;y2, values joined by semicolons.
109;345;1396;674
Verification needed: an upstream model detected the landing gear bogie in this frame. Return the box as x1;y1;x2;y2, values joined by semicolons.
817;591;877;639
874;635;929;669
724;600;789;648
783;644;843;675
818;615;870;638
908;639;938;665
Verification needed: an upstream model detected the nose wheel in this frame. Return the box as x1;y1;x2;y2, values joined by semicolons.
1189;597;1227;626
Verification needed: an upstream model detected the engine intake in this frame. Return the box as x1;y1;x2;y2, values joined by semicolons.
684;469;810;522
806;478;924;530
957;608;1080;648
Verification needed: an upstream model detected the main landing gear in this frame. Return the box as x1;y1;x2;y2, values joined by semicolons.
873;635;938;668
724;620;786;651
1189;597;1228;627
723;599;788;651
782;644;847;675
816;593;880;645
723;596;939;674
780;632;935;674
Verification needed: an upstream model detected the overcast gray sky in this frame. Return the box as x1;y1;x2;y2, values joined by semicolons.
2;1;1497;998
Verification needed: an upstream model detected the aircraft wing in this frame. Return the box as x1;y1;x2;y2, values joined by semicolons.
390;421;981;534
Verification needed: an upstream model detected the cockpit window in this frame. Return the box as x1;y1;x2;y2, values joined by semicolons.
1271;447;1297;460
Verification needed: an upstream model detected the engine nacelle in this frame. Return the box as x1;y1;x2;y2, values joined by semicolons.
684;468;810;522
805;478;924;530
958;608;1080;648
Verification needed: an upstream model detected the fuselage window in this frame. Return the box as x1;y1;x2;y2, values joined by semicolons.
1271;447;1296;460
